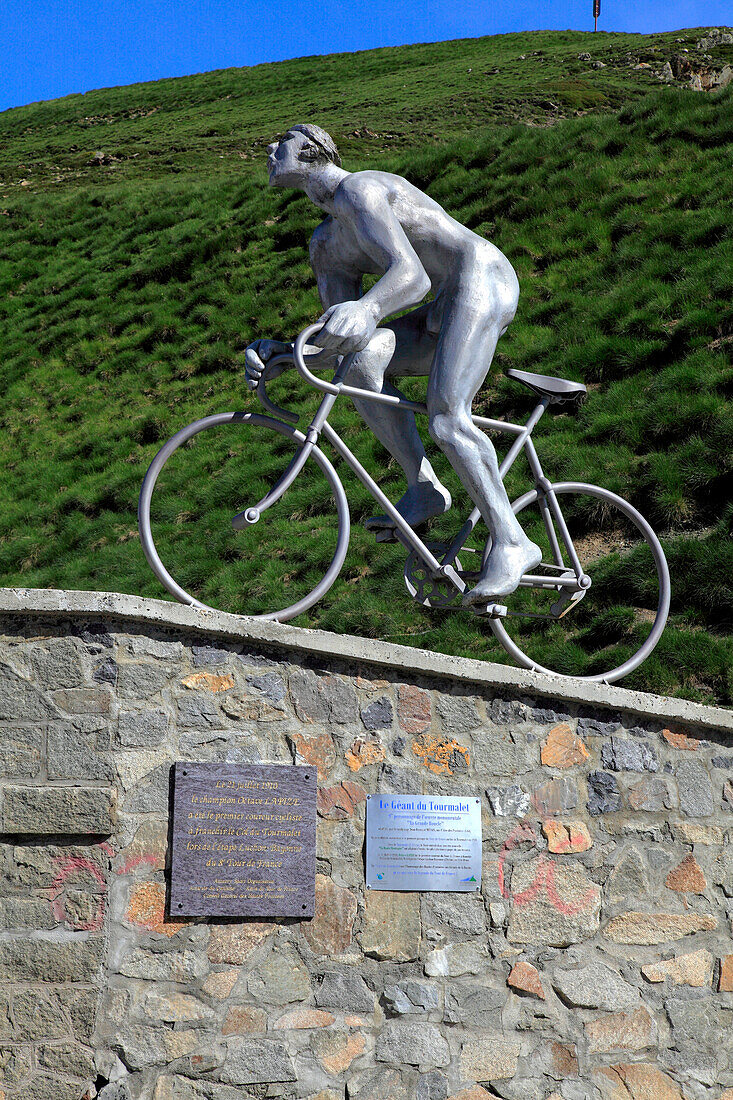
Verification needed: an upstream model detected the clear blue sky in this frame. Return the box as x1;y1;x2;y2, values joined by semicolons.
1;0;728;113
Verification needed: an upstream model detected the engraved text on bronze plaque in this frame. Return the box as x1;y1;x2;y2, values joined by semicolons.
170;762;316;917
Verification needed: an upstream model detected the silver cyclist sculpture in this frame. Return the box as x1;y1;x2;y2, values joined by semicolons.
139;124;670;683
246;123;540;607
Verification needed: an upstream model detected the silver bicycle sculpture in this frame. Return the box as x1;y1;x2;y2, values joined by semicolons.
139;322;671;684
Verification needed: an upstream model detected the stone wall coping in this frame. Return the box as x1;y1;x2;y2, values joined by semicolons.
1;587;731;734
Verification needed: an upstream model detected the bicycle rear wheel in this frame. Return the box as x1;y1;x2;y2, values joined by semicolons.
486;482;670;683
138;412;349;620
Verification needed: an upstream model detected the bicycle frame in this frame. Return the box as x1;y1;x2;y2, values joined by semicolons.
240;323;589;614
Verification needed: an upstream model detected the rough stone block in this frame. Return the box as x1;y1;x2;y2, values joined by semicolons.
302;875;357;956
593;1063;685;1100
360;890;420;961
627;777;675;811
0;896;55;930
288;729;335;780
641;949;713;987
417;1071;449;1100
247;946;311;1004
665;854;706;893
412;733;469;775
192;644;229;667
0;726;44;778
290;669;358;724
425;942;488;978
507;858;601;947
117;662;171;700
222;1005;268;1034
219;1038;296;1084
601;737;657;773
541;724;589;768
93;657;118;685
552;963;638;1010
604;911;717;944
0;937;104;981
542;820;592;853
345;731;386;771
117;946;207;982
315;970;375;1013
460;1036;521;1082
585;1006;655;1053
12;988;70;1038
123;762;171;813
396;683;432;734
36;1041;96;1077
0;1043;32;1086
443;984;505;1026
472;731;527;777
361;697;393;730
47;720;113;780
317;780;366;820
507;961;545;998
435;693;481;735
384;979;442;1014
423;893;486;937
52;685;112;716
1;785;114;834
246;671;286;704
29;638;87;688
376;1020;450;1068
139;990;216;1024
675;758;714;817
117;709;169;747
487;785;531;817
587;771;622;815
175;693;225;730
0;663;58;721
531;776;578;816
23;1076;84;1100
314;1030;366;1075
207;921;273;963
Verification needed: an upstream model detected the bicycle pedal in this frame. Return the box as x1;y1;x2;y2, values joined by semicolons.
474;602;508;619
373;527;398;543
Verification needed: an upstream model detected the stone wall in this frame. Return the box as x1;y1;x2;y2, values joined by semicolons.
0;590;732;1100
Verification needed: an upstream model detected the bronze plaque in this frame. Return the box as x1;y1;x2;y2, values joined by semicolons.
169;762;316;918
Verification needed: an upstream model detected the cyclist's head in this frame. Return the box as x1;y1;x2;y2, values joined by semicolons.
287;124;342;168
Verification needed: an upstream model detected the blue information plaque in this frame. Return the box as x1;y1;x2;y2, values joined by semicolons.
366;794;482;892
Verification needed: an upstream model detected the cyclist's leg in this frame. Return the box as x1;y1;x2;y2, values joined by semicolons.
426;281;541;603
344;307;451;529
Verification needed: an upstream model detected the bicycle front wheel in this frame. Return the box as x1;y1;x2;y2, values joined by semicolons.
488;482;670;683
138;412;350;620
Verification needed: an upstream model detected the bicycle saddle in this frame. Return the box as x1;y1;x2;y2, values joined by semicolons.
506;368;587;405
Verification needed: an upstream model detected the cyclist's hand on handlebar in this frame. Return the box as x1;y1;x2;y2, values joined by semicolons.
313;301;378;355
244;339;292;390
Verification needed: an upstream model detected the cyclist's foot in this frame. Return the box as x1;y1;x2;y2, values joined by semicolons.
463;538;542;606
365;482;451;536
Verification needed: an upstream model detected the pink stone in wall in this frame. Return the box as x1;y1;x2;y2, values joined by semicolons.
507;960;545;998
125;881;185;938
593;1062;685;1099
541;724;590;768
661;727;701;751
317;780;367;819
665;854;707;894
396;683;432;734
288;729;336;780
301;874;357;956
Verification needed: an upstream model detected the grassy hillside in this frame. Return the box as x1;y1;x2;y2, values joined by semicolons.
0;30;732;703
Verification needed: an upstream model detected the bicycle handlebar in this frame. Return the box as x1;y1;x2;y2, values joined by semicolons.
293;324;342;395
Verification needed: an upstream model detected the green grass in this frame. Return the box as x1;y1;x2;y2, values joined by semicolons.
0;29;732;703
